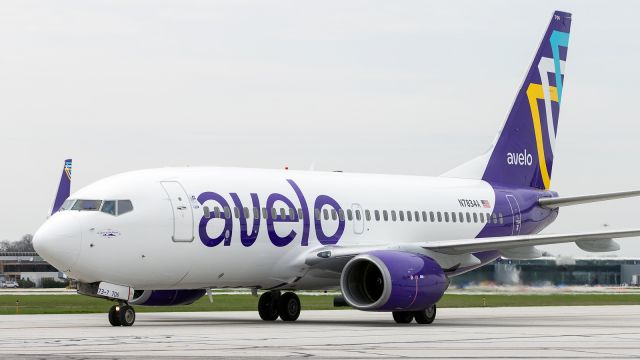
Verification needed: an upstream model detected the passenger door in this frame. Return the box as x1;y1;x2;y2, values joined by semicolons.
505;194;522;235
161;181;194;242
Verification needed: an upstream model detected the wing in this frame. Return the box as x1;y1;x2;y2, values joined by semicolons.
304;229;640;271
419;229;640;255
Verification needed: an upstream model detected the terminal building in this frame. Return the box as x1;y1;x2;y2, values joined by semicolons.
453;257;640;287
0;252;65;287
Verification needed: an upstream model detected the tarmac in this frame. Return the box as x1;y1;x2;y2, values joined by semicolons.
0;306;639;359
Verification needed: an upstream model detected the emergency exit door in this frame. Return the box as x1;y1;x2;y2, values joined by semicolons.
161;181;194;242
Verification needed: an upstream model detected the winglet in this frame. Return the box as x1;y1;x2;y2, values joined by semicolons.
50;159;72;215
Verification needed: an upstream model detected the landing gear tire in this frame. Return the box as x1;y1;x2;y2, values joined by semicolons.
392;311;414;324
278;292;301;322
258;291;280;321
108;305;121;327
414;304;436;324
118;305;136;327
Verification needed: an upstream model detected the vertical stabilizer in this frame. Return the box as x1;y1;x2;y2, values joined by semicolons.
444;11;571;190
50;159;72;215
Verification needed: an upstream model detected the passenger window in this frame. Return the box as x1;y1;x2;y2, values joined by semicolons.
422;211;427;222
346;209;353;221
244;207;250;219
203;206;210;219
254;207;260;219
444;212;449;222
391;210;397;221
224;207;231;219
437;212;442;222
398;211;404;221
355;210;361;221
498;213;504;224
492;213;498;224
280;208;286;219
415;211;420;222
338;209;345;221
406;211;412;222
271;207;277;219
117;200;133;215
323;208;329;220
289;208;295;220
375;210;381;221
213;207;220;218
331;209;337;220
315;208;321;220
298;208;304;220
466;212;471;223
479;213;484;223
473;213;478;223
459;212;464;223
72;199;102;211
383;210;388;221
486;213;492;222
430;211;435;222
451;212;456;222
262;208;268;219
365;210;371;221
101;201;116;216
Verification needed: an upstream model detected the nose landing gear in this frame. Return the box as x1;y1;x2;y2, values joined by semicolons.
108;303;136;327
258;291;301;322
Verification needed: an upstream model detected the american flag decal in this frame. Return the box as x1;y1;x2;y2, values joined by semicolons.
481;200;491;208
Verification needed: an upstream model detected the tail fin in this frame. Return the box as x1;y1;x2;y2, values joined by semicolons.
444;11;571;190
50;159;72;215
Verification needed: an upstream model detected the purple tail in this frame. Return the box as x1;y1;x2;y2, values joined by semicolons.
51;159;72;215
444;11;571;190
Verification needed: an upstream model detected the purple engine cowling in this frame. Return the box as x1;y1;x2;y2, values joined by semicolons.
340;250;448;311
129;289;205;306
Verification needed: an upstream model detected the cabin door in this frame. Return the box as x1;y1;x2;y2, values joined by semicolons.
161;181;194;242
505;194;522;235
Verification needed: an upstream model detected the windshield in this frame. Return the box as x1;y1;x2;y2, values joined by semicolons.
71;200;102;211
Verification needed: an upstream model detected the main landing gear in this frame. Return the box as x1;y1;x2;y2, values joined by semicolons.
258;291;301;322
392;304;436;324
108;303;136;327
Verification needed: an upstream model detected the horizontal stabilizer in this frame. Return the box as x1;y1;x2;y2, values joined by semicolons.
420;229;640;255
539;190;640;208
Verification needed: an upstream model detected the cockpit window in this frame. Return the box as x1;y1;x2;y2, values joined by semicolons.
72;199;102;211
117;200;133;215
101;201;116;215
59;199;75;211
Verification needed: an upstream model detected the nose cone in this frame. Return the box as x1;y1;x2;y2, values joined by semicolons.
33;212;82;272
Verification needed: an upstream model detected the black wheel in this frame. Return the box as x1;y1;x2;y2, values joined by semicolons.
118;305;136;327
414;304;436;324
278;292;301;322
392;311;414;324
108;305;121;326
258;291;280;321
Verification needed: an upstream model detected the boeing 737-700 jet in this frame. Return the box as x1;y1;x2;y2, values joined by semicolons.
33;11;640;326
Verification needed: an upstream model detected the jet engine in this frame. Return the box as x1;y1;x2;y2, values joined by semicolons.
340;250;448;311
129;289;206;306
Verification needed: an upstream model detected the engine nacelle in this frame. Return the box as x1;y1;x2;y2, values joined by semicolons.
340;250;448;311
129;289;206;306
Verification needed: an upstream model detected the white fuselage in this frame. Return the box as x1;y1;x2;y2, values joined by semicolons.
36;167;500;290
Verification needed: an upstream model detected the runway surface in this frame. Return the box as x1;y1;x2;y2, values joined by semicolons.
1;306;639;359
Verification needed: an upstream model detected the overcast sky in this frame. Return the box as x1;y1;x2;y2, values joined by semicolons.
1;1;639;257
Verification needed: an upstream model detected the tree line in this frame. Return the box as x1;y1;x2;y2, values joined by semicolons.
0;234;35;252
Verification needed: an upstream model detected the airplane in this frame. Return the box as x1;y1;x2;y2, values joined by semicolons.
33;10;640;327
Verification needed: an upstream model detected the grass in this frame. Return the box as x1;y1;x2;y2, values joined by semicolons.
1;293;639;315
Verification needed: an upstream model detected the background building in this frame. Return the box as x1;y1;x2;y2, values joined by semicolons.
0;251;65;287
452;257;640;287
